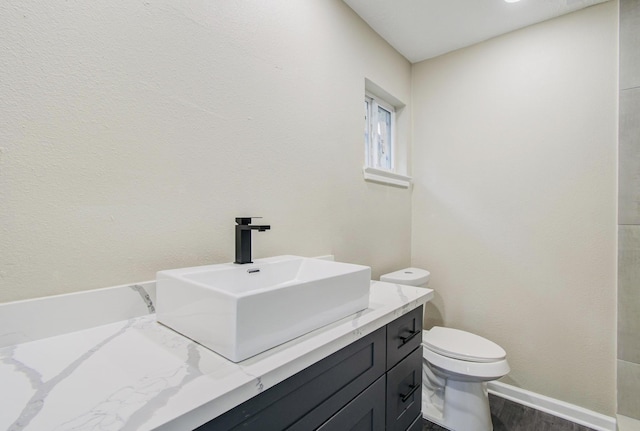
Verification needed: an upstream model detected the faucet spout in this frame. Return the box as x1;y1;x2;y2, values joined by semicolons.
238;224;271;232
234;217;270;264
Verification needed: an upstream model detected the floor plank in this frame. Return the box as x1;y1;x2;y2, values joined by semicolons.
422;394;597;431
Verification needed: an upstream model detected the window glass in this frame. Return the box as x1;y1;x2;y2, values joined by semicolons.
375;105;392;170
364;94;394;171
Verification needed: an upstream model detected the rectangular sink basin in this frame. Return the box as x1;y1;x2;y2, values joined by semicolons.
156;256;371;362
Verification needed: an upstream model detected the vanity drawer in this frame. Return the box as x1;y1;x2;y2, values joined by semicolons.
316;376;385;431
385;346;422;431
386;306;423;369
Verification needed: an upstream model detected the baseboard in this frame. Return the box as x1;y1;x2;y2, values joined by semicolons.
487;381;616;431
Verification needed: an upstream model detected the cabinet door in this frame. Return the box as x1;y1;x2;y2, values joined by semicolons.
386;306;423;369
406;415;423;431
385;347;422;431
316;376;385;431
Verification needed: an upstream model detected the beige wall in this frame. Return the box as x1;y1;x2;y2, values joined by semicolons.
411;2;618;416
0;0;412;303
1;0;623;417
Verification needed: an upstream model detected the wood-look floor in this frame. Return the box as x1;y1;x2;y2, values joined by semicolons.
422;394;597;431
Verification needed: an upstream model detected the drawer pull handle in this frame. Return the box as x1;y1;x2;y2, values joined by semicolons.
398;330;420;346
400;384;420;402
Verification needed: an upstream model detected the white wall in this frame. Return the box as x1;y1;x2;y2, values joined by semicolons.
0;0;412;303
411;2;618;415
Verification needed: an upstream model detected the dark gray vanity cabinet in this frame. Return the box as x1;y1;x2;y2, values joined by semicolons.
385;306;424;431
197;306;423;431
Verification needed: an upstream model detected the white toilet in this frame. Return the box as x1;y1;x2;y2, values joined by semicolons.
380;268;510;431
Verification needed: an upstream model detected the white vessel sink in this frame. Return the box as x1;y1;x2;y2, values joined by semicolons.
156;255;371;362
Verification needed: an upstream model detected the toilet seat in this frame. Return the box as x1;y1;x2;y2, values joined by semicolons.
423;346;510;380
422;327;510;380
422;327;506;362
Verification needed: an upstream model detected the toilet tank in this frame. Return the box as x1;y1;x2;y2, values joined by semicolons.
380;268;430;287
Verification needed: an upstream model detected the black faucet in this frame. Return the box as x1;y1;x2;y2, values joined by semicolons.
235;217;271;264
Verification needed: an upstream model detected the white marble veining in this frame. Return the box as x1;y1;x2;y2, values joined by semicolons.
0;281;432;431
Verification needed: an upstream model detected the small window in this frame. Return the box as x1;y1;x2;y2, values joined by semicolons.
365;93;395;171
362;79;412;188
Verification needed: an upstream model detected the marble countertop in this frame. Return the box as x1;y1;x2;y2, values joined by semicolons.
0;281;432;431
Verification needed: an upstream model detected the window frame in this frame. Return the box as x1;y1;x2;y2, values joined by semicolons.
365;91;397;172
362;79;412;188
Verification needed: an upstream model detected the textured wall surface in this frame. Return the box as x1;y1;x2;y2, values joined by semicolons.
618;0;640;420
411;3;618;415
0;0;412;302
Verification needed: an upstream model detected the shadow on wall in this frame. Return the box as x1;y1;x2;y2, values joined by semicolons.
423;292;444;330
422;289;522;392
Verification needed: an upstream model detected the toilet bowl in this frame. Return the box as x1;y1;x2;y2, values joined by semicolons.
380;268;510;431
421;326;510;431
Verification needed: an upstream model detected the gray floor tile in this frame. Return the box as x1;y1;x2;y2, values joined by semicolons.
422;394;597;431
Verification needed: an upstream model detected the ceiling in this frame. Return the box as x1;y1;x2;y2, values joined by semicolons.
343;0;610;63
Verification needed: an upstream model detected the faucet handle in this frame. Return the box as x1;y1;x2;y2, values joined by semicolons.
236;217;262;225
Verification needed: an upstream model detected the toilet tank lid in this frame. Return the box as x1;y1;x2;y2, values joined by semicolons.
422;327;506;362
380;268;430;286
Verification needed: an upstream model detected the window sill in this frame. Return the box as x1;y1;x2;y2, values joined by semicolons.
363;167;412;188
